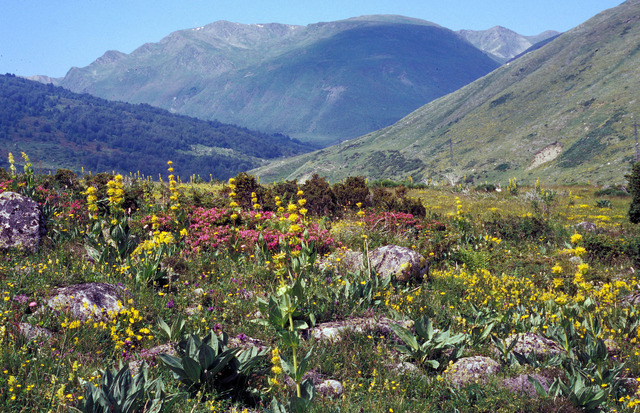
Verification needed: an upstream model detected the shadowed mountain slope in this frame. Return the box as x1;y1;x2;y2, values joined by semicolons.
54;16;501;147
252;1;639;185
0;74;314;178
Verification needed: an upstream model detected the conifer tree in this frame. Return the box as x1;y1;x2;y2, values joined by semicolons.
628;161;640;224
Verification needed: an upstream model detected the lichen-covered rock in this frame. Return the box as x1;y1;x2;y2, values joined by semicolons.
46;283;131;320
129;343;177;376
391;361;421;375
444;356;500;387
317;379;344;397
0;191;43;252
622;290;640;306
604;338;621;356
228;334;268;351
309;317;413;343
18;322;53;340
576;221;597;232
502;333;566;358
501;373;551;398
369;245;428;282
318;245;428;282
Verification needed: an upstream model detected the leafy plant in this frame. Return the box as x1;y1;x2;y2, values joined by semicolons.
491;334;520;366
73;364;167;413
158;330;265;398
255;275;315;410
390;315;465;369
157;316;186;342
595;199;612;208
529;365;613;413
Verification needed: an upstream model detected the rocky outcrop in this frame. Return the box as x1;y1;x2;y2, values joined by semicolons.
309;316;414;343
502;333;566;358
18;322;53;340
317;379;344;397
444;356;500;387
319;245;428;282
46;283;131;320
0;191;43;252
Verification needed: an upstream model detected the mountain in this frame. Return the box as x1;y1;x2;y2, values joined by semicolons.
53;16;501;147
251;1;639;186
0;74;314;179
457;26;560;63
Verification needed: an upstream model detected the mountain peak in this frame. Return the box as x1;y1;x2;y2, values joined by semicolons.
457;26;558;62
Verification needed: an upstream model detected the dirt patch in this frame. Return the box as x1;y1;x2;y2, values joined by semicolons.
526;142;563;170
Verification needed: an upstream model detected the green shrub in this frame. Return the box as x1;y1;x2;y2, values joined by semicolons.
583;233;627;265
301;174;339;216
628;161;640;224
475;183;497;192
272;179;299;204
593;187;629;197
333;176;370;209
484;214;566;243
371;186;426;217
54;168;80;191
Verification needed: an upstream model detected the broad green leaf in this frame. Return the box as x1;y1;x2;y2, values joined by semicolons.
422;359;439;369
527;375;549;397
269;397;287;413
199;343;216;370
182;356;202;384
389;323;419;352
415;316;434;341
292;319;308;331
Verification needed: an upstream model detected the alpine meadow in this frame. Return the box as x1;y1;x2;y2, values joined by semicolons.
2;1;640;413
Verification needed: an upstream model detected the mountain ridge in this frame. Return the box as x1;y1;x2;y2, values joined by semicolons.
51;16;508;146
251;1;639;185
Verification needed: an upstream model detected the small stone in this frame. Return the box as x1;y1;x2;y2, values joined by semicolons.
501;373;551;398
444;356;500;387
576;221;597;232
392;361;421;375
501;333;566;358
309;317;413;343
319;245;428;282
317;379;344;397
46;283;131;321
604;338;621;356
18;322;52;340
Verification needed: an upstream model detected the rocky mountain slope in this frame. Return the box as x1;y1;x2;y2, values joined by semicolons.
457;26;559;63
252;1;639;185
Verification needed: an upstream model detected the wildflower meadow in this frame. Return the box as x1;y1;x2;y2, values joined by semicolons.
1;155;640;412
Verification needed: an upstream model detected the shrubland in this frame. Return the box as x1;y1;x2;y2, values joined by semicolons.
1;155;640;412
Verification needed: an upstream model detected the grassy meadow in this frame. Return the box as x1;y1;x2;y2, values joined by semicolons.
1;156;640;412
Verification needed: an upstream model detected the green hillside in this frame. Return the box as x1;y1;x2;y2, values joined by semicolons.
252;1;640;185
0;74;314;178
56;17;500;147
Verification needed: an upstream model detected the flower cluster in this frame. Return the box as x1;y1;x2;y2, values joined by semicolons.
106;174;125;216
167;161;180;212
85;186;99;220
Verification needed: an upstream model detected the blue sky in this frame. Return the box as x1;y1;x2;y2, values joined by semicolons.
1;0;623;78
